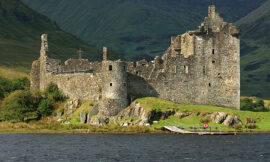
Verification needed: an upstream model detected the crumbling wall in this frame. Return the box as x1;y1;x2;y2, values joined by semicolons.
46;73;102;102
30;60;40;91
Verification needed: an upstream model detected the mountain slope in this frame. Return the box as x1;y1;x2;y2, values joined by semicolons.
0;0;121;68
21;0;266;60
20;0;270;98
235;1;270;98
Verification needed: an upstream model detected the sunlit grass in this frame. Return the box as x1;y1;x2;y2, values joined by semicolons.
137;97;270;132
0;66;29;79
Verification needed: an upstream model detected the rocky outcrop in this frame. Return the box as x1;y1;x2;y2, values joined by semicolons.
210;112;228;124
114;102;175;126
64;99;80;116
86;104;99;124
89;116;109;126
80;109;87;123
223;115;242;126
115;102;150;126
174;112;191;119
174;111;242;127
209;112;242;127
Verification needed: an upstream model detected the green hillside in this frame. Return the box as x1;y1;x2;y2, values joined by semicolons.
235;1;270;98
21;0;270;98
21;0;265;60
0;0;122;68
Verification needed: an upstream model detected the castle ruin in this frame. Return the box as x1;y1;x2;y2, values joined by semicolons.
30;5;241;116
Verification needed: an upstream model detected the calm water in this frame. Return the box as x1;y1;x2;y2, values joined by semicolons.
0;134;269;162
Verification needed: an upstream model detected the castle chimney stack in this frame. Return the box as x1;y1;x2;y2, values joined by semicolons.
103;47;108;61
41;34;49;57
208;5;216;17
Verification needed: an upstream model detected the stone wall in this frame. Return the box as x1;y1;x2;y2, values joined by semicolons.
45;73;101;102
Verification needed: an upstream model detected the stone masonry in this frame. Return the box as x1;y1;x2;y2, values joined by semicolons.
30;6;241;116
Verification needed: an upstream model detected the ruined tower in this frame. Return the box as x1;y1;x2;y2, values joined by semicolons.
30;34;49;91
99;47;128;116
39;34;49;91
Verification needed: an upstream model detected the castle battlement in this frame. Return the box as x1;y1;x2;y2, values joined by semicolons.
31;6;240;116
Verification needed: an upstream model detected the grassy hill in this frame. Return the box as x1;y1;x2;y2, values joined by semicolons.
0;0;122;69
21;0;265;60
137;97;270;132
235;1;270;98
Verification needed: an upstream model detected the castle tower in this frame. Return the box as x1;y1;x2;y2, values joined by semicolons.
200;5;224;32
99;48;128;116
40;34;49;90
208;5;215;17
103;46;108;61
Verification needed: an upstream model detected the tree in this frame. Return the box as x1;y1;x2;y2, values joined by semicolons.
240;98;267;112
38;99;53;117
240;98;253;110
44;83;64;103
0;90;41;122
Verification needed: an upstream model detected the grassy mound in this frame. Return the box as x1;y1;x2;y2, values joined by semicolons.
135;97;270;132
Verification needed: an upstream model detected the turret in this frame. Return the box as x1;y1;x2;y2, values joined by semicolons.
208;5;216;18
103;46;108;61
39;34;49;90
99;47;128;116
40;34;49;57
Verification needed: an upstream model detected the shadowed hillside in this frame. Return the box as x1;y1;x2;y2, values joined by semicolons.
21;0;265;60
235;1;270;98
0;0;123;68
18;0;270;98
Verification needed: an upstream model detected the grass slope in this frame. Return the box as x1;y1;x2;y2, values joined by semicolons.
136;97;270;132
0;66;29;79
0;0;122;68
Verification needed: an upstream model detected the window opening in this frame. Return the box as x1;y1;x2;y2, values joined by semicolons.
109;65;112;71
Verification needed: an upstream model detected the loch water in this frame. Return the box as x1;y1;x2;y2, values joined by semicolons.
0;134;269;162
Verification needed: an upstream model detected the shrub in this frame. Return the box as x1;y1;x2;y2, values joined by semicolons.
0;90;41;122
245;123;258;129
0;76;30;99
240;98;267;112
44;83;64;103
234;124;242;130
200;118;210;123
240;98;253;110
38;99;54;117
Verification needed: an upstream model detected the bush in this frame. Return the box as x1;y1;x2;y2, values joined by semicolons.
38;99;54;117
0;90;41;122
240;98;267;112
245;123;258;129
234;124;242;130
0;76;30;100
44;83;64;103
200;118;210;123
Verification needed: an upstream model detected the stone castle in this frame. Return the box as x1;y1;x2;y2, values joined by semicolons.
30;5;240;117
